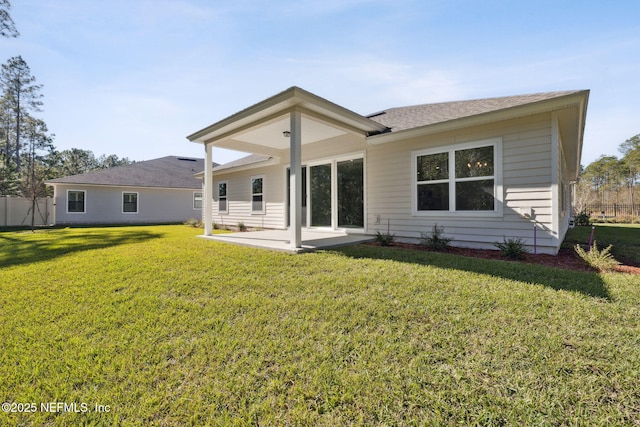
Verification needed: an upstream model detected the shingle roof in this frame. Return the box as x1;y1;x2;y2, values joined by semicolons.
213;154;272;172
366;90;585;132
47;156;214;189
205;90;587;173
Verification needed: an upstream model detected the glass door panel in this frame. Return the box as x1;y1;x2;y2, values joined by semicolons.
310;164;332;227
337;158;364;228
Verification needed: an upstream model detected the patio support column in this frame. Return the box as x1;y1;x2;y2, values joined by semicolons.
204;143;213;236
289;110;302;249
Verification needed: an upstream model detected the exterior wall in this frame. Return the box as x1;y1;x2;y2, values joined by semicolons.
211;163;285;229
0;196;53;226
210;134;368;229
367;113;561;254
52;184;201;225
556;119;572;245
207;115;568;254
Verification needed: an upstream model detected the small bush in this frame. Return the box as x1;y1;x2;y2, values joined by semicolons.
573;211;591;226
420;224;452;251
184;218;203;228
213;222;220;230
375;231;395;246
237;222;247;232
494;237;529;260
574;241;620;272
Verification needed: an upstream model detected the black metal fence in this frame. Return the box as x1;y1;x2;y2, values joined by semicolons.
585;203;640;218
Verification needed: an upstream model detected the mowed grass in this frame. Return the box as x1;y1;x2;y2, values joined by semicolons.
564;223;640;266
1;225;639;426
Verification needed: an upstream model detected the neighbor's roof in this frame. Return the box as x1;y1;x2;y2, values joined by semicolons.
366;90;587;132
47;156;214;189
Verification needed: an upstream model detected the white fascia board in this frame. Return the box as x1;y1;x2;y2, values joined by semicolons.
43;183;200;191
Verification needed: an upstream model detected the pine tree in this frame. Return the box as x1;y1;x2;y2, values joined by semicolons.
0;56;43;174
20;116;54;229
0;0;19;38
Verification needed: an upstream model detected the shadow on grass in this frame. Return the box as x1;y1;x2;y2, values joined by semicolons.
335;244;611;300
0;227;164;268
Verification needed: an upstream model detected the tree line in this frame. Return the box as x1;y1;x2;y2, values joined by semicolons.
0;1;131;204
575;134;640;218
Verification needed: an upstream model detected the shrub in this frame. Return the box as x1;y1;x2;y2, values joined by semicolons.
574;241;620;272
213;222;220;230
420;224;452;251
375;231;395;246
184;218;203;228
494;237;529;260
573;211;591;226
237;222;247;232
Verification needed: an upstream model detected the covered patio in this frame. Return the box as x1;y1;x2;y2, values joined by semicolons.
187;86;387;251
198;229;374;253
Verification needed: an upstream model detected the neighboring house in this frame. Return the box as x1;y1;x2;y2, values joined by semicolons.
188;87;589;255
46;156;213;225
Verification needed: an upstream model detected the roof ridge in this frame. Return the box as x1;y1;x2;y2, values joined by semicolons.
370;90;587;116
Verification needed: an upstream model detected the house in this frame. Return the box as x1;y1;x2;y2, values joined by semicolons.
46;156;213;225
188;87;589;255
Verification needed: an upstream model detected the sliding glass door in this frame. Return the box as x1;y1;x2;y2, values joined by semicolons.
287;156;364;230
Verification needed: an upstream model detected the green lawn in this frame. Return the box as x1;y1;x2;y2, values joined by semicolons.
564;223;640;266
1;225;639;426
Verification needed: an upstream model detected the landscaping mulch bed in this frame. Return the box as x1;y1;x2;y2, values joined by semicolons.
366;242;640;275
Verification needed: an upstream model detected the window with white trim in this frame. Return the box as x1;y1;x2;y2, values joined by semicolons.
251;176;264;213
414;139;500;214
67;190;85;213
218;182;228;214
123;192;138;213
193;192;203;210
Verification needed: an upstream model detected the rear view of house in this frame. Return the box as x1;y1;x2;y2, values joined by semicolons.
188;87;589;255
47;156;211;225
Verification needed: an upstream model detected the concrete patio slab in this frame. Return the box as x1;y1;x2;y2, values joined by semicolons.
198;229;374;253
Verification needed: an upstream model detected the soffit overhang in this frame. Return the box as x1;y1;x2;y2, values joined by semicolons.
187;86;388;157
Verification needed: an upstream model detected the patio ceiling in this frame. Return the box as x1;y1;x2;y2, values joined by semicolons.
187;86;388;158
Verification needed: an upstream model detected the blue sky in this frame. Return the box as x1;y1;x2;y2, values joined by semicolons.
2;0;639;166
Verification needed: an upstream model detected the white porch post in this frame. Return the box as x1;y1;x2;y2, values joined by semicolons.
204;143;213;236
289;110;302;249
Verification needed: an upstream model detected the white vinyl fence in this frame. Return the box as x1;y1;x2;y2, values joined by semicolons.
0;196;53;227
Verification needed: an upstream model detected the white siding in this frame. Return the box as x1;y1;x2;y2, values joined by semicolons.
52;185;200;225
207;114;568;254
211;164;286;229
367;113;561;254
209;134;368;229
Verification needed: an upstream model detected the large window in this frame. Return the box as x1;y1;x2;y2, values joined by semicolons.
251;176;264;214
218;182;228;214
414;139;501;215
122;192;138;213
67;190;85;213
